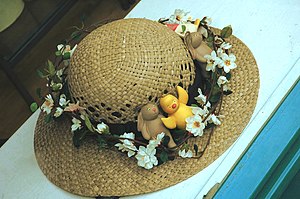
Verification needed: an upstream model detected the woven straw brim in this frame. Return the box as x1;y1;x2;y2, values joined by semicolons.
34;32;259;197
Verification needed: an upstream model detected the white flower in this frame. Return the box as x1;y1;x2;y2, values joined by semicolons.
217;76;228;87
219;53;237;73
54;107;63;118
220;42;232;50
217;47;225;57
148;132;165;149
135;146;158;169
192;107;207;117
205;101;211;109
41;94;54;114
69;44;78;57
56;69;64;80
178;149;193;158
71;117;82;131
194;88;206;105
57;44;77;58
50;81;63;91
95;122;108;134
202;102;211;125
57;44;64;52
186;114;205;137
223;84;230;91
169;9;189;24
115;132;138;157
204;51;221;72
59;94;69;107
206;114;223;126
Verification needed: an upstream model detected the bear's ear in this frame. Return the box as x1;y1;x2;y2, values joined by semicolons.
137;111;144;131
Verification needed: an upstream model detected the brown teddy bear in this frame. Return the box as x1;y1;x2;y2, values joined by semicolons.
137;103;176;148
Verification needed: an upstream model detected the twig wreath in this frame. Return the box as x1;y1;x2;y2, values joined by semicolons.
31;10;236;170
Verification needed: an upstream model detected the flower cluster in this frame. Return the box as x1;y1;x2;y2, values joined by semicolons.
160;10;237;157
114;132;165;169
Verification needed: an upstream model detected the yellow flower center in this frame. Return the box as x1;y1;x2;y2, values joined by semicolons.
193;121;201;128
45;100;51;107
176;16;182;21
225;60;231;66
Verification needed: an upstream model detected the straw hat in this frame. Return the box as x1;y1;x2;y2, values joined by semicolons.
34;18;259;197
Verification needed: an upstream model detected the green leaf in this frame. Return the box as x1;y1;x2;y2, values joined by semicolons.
191;104;199;107
181;25;186;33
63;52;71;60
84;115;94;132
225;72;232;80
162;136;170;147
183;143;190;151
47;60;56;77
221;25;232;38
97;135;107;148
102;126;110;134
30;102;38;112
73;130;87;148
44;114;53;123
206;35;214;42
194;144;198;156
212;84;221;95
209;92;221;103
216;67;223;75
212;71;217;82
80;14;86;22
171;129;186;135
71;31;81;41
206;122;215;129
51;83;62;92
55;50;62;56
37;69;46;78
159;151;169;163
207;41;214;49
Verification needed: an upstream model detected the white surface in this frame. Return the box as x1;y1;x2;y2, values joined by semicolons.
1;0;300;198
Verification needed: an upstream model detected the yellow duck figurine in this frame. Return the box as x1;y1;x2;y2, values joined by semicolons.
160;86;193;130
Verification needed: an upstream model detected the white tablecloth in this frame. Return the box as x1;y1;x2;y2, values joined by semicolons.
1;0;300;198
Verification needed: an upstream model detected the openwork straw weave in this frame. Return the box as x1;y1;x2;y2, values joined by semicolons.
68;18;195;124
34;19;259;197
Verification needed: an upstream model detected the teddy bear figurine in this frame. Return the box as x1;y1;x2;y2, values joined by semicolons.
184;31;212;63
137;103;176;148
159;86;193;130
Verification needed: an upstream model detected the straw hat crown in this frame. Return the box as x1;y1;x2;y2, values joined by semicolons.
68;18;195;124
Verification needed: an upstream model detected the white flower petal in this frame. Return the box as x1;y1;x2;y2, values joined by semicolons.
41;94;54;114
54;107;63;117
217;76;228;87
95;122;108;134
220;42;232;50
178;149;193;158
